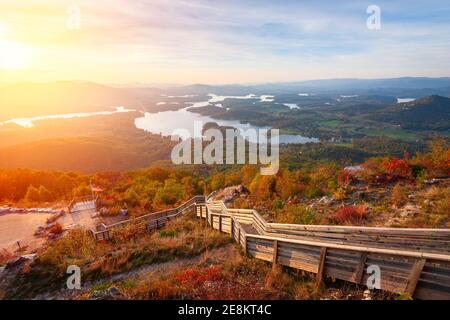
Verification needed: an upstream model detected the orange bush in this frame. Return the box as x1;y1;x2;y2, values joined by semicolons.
49;222;63;234
381;158;411;178
0;249;14;265
175;266;223;286
337;170;353;188
333;205;366;224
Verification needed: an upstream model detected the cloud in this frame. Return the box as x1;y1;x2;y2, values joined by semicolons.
1;0;449;83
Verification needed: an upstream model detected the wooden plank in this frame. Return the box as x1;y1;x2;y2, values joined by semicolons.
230;218;235;239
238;227;241;246
405;258;427;294
90;197;450;299
244;235;248;255
352;252;367;284
245;234;450;261
272;240;278;267
317;247;327;286
277;257;318;274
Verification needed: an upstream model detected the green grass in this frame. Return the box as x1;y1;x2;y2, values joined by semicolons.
363;128;417;142
90;281;112;292
319;120;345;127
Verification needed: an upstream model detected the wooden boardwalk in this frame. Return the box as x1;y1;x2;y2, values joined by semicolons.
89;195;450;299
201;200;450;300
68;196;99;228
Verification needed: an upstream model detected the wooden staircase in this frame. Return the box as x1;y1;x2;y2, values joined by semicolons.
200;200;450;300
87;195;450;299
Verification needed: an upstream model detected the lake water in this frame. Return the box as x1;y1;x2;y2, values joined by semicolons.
397;98;416;103
0;107;134;128
135;107;318;144
0;213;52;249
2;93;319;144
135;93;319;144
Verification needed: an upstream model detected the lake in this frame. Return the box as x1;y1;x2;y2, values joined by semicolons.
0;213;52;249
1;93;320;144
135;93;319;144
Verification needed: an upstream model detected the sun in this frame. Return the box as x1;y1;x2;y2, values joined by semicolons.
0;39;34;70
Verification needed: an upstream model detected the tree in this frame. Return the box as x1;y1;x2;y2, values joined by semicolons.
38;185;52;202
391;183;407;208
24;185;40;202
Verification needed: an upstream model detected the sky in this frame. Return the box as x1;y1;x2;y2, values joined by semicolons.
0;0;450;85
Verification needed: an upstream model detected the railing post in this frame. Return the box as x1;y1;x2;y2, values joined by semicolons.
272;240;278;269
353;252;367;284
405;258;426;296
316;247;327;288
219;215;222;232
230;218;234;239
238;227;241;245
244;235;248;256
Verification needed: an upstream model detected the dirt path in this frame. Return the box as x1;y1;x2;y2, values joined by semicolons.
33;245;238;300
102;245;236;284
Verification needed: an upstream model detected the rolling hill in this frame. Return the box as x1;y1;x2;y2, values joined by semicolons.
368;95;450;131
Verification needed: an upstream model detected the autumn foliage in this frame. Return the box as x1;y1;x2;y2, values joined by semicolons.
337;170;353;188
333;205;366;224
0;249;14;265
48;223;63;235
175;266;223;286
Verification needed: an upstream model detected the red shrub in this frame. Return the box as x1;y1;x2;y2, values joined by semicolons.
381;158;410;178
49;222;63;234
338;170;353;188
175;266;223;286
333;205;366;224
0;249;14;265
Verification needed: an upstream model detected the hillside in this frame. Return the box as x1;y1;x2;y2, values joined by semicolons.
0;81;161;121
0;144;448;300
368;95;450;131
0;113;175;172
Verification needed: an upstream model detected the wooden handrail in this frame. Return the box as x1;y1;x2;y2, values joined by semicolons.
201;199;450;300
90;195;205;239
86;194;449;299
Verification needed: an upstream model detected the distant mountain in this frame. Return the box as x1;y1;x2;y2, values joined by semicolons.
256;77;450;90
165;83;254;96
0;81;159;121
162;77;450;96
368;95;450;131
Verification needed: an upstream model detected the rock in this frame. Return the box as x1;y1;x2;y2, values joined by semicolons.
5;254;35;270
398;204;421;218
363;289;372;300
0;266;5;274
90;287;122;300
47;233;60;240
34;226;46;237
318;196;334;204
21;254;37;260
399;211;410;218
213;185;248;203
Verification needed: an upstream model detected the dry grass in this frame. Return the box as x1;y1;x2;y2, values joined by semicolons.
410;185;450;227
3;210;231;299
0;248;15;265
333;205;366;224
391;183;408;208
